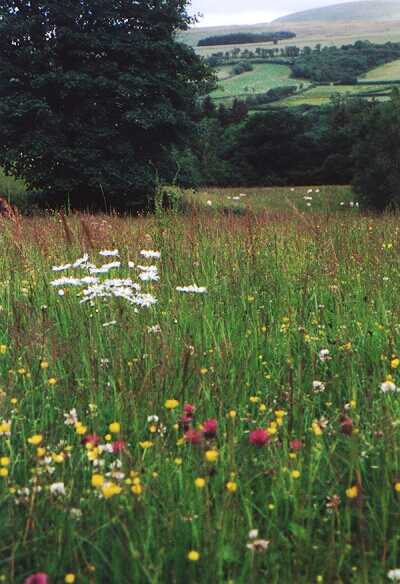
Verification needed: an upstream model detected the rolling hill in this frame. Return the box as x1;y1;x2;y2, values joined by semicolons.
273;1;400;23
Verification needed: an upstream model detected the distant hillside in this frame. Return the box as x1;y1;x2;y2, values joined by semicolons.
274;1;400;23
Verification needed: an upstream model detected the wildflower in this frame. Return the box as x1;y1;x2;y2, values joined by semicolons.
326;494;341;510
165;399;179;410
99;249;119;257
52;263;72;272
28;434;43;446
228;410;237;419
202;419;217;439
249;429;270;447
50;482;66;496
391;358;400;369
48;378;57;386
291;470;301;479
319;349;331;362
81;434;100;446
183;403;196;416
394;482;400;493
112;440;126;453
176;285;207;294
312;422;323;437
109;422;121;434
180;415;193;432
388;569;400;581
290;439;302;451
195;478;206;489
40;361;49;369
140;250;161;259
340;416;354;435
139;441;153;450
0;457;10;466
24;574;49;584
184;429;203;445
312;380;326;393
131;483;143;495
64;575;76;583
75;423;87;435
380;380;399;393
246;538;270;552
346;485;359;499
147;324;161;334
187;550;200;561
101;482;122;498
226;481;237;492
204;449;219;462
0;468;8;477
91;474;105;488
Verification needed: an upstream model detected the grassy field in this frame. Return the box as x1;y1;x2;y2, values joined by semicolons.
362;58;400;81
273;83;395;107
3;192;400;582
210;63;300;100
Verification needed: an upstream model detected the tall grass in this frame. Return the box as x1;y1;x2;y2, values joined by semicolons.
0;207;399;583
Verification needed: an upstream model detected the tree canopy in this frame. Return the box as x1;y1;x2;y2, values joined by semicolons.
0;0;211;209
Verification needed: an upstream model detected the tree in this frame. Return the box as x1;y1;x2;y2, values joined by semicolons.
0;0;211;209
352;93;400;210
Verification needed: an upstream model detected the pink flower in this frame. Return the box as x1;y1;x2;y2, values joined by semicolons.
249;429;270;447
183;403;196;417
290;439;303;451
24;573;49;584
81;434;100;446
340;416;353;436
184;429;203;444
202;418;217;438
180;415;192;431
112;440;126;453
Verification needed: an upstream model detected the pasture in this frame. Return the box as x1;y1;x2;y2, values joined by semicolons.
362;58;400;81
210;63;301;100
1;195;400;583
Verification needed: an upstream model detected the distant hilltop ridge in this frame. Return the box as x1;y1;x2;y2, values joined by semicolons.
273;1;400;23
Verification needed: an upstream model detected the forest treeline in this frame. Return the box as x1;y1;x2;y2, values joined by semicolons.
198;31;296;47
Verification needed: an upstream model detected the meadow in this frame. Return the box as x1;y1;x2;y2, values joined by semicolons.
1;189;400;583
362;59;400;81
210;63;300;100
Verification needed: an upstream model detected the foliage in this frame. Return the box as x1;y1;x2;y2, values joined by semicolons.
0;0;211;210
352;92;400;210
197;31;296;47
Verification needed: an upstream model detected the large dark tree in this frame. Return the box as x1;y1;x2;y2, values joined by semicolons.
0;0;211;209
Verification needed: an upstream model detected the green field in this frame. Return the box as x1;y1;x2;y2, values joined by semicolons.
273;83;395;107
211;63;302;100
362;58;400;80
3;197;400;583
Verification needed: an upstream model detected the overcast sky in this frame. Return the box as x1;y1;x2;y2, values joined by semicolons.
189;0;359;27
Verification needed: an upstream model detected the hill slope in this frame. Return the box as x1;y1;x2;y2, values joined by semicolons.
274;1;400;23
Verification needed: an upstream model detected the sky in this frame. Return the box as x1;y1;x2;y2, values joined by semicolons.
189;0;360;27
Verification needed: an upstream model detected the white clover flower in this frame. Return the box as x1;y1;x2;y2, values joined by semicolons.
140;250;161;259
147;415;159;423
176;285;207;294
319;349;331;362
380;381;398;393
99;249;119;257
52;263;72;272
50;482;66;496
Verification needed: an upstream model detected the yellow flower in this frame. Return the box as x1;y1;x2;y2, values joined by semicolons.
36;447;46;458
165;399;179;409
0;467;8;477
139;441;153;450
187;550;200;561
346;485;359;499
394;482;400;493
10;398;17;405
226;481;237;492
291;470;301;479
52;453;65;464
64;575;76;583
275;410;286;418
228;410;237;419
259;404;267;412
195;477;206;489
0;345;7;354
249;396;260;403
174;458;183;465
104;434;112;441
27;434;43;445
101;482;122;498
91;474;105;488
131;484;143;495
40;361;49;369
109;422;121;434
312;422;323;437
75;423;87;435
48;378;57;386
205;450;219;463
391;358;400;369
0;457;10;466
